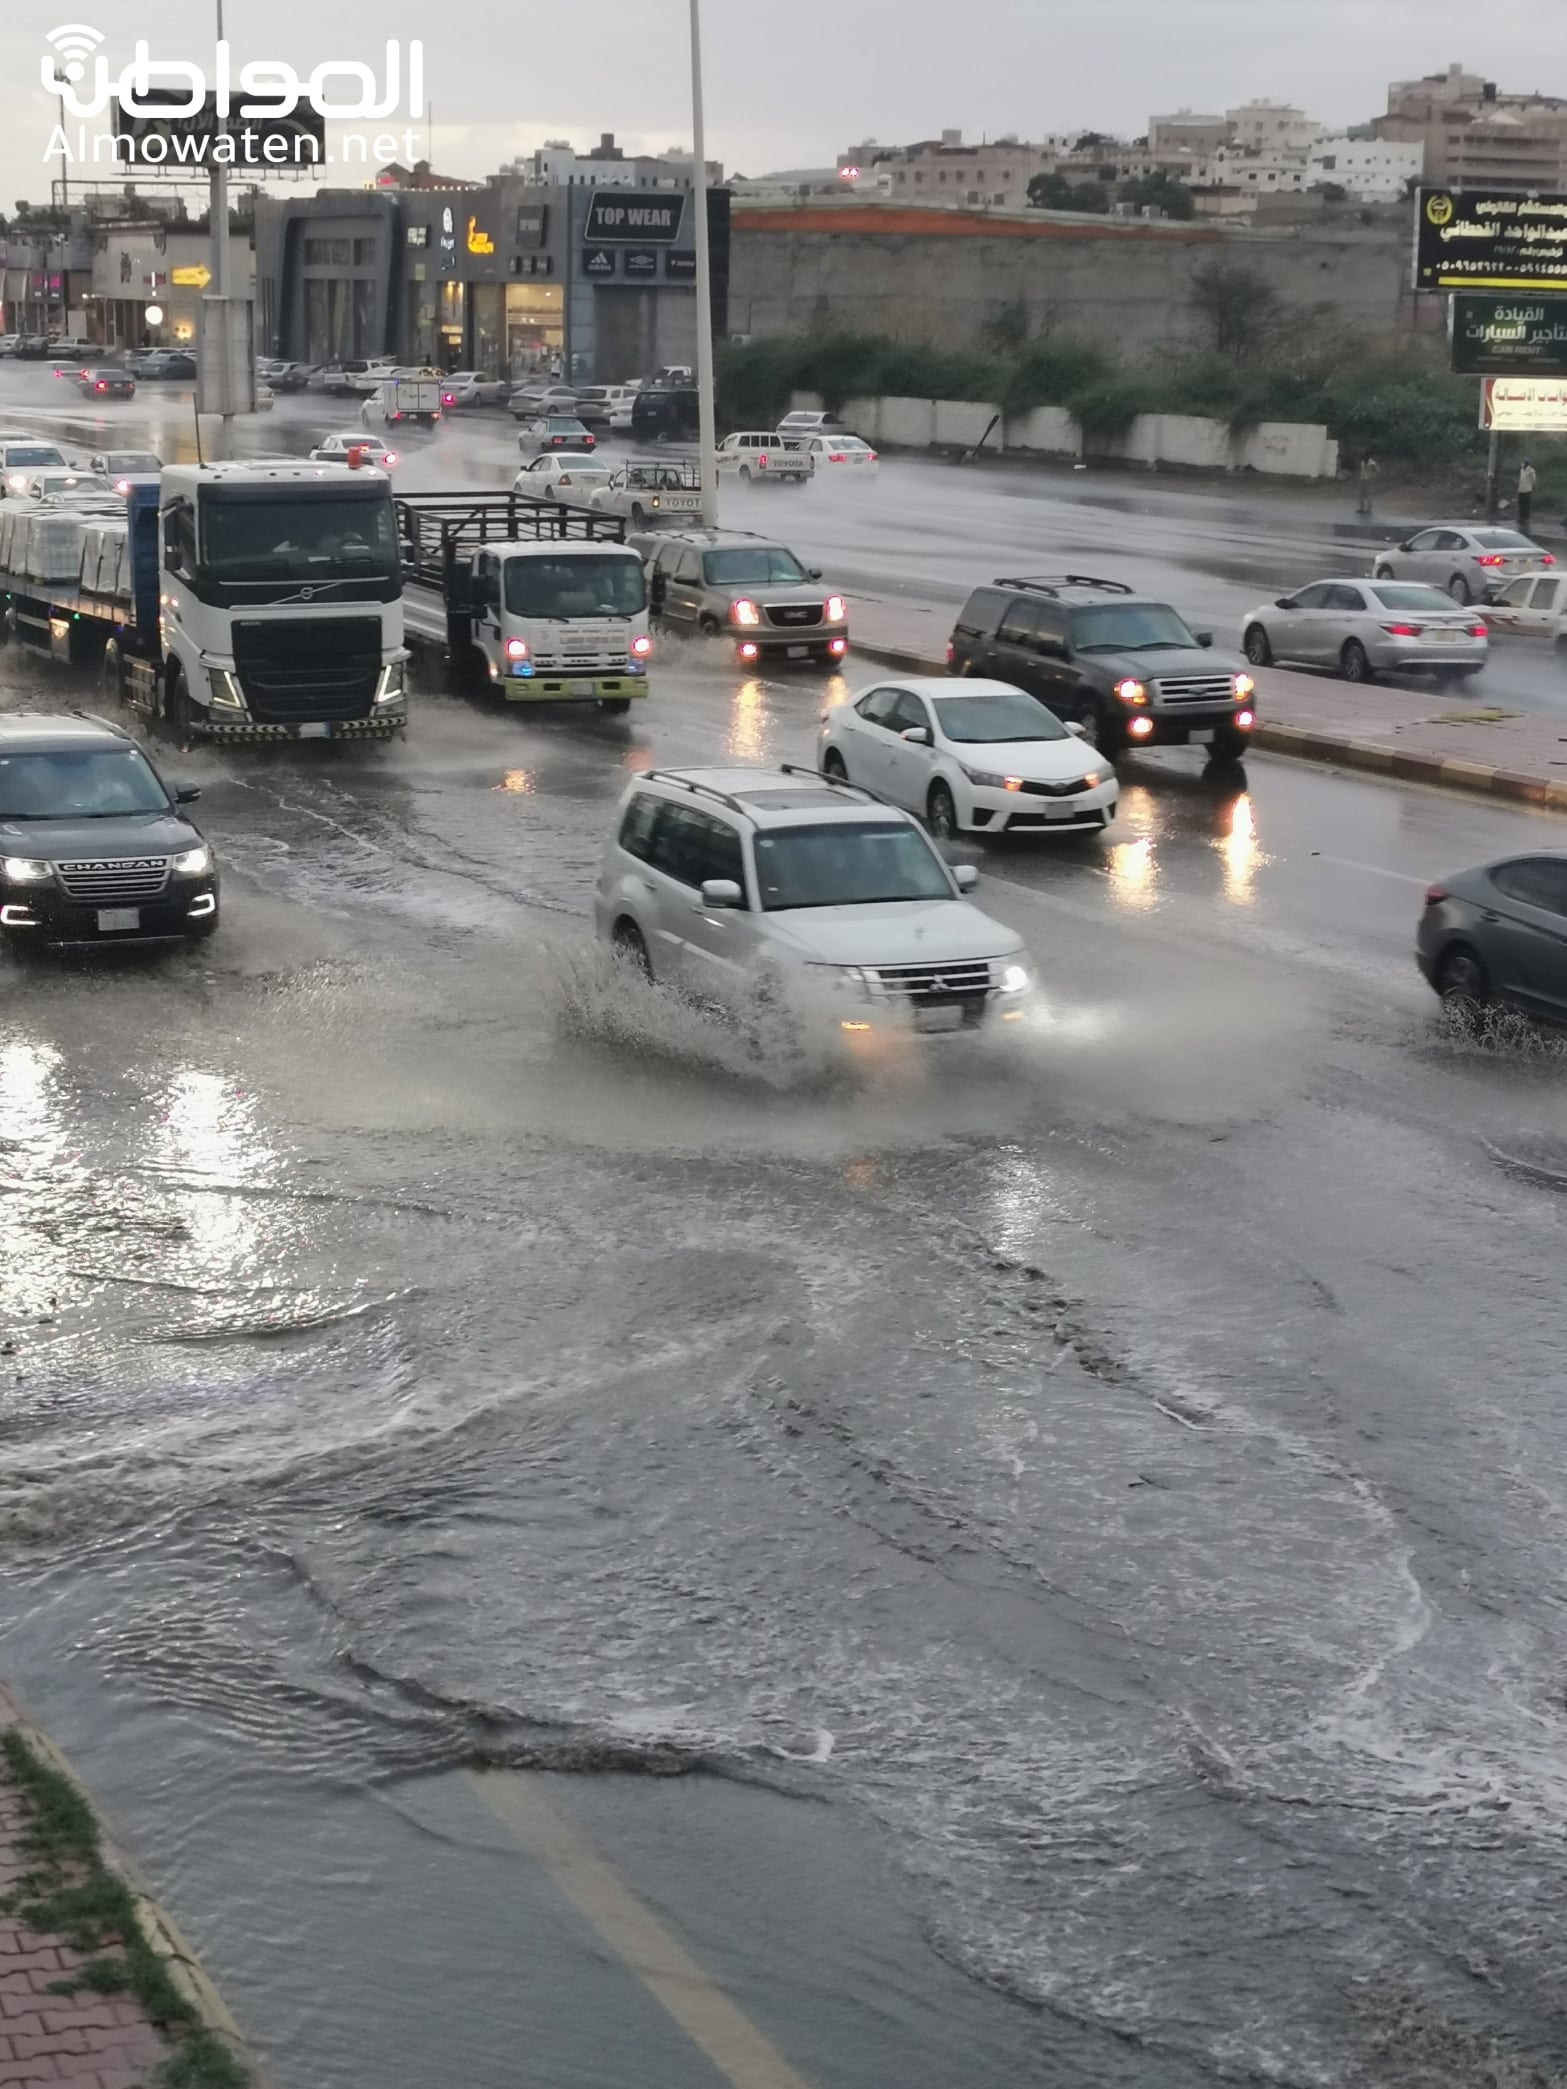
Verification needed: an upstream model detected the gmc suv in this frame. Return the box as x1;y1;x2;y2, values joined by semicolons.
948;574;1256;759
643;528;849;665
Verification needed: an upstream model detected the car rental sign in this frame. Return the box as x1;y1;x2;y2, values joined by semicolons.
1415;187;1567;292
584;190;686;244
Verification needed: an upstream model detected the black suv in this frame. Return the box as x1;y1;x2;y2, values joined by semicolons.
0;715;218;946
948;575;1256;759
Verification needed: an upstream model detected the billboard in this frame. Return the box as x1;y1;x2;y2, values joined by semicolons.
584;190;685;244
1479;376;1567;432
112;92;325;168
1451;294;1567;376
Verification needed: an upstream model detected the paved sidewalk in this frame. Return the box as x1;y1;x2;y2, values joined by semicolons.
0;1689;257;2088
847;595;1567;814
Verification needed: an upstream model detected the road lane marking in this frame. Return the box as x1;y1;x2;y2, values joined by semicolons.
466;1770;815;2089
1308;853;1426;884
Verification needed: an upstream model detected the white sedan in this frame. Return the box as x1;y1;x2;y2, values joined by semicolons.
818;677;1118;841
511;453;613;501
796;433;878;473
307;432;398;469
441;370;509;407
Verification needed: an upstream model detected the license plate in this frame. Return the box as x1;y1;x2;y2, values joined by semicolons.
787;645;809;658
1044;800;1077;819
914;1005;964;1034
568;678;596;696
298;721;329;739
97;908;139;932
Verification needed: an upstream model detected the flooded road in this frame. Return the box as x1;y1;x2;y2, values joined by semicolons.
1;375;1567;2085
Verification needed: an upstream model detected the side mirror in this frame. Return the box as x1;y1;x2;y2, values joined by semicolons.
174;784;201;804
1196;631;1214;648
1398;539;1415;552
699;878;743;910
1065;720;1087;738
951;864;980;892
1275;597;1294;609
901;725;931;745
808;567;823;580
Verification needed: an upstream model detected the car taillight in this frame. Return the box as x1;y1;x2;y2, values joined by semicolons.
506;637;529;660
95;380;105;390
867;451;878;462
945;639;955;664
1424;884;1447;906
442;392;454;405
1381;623;1421;636
1468;622;1488;637
1476;554;1504;566
585;434;595;446
758;453;769;467
1542;553;1556;566
383;452;398;465
829;452;845;463
558;474;572;485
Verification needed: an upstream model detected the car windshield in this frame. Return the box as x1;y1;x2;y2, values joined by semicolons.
754;820;954;911
1473;530;1535;549
1369;583;1460;612
933;692;1070;743
0;746;168;818
505;554;645;618
1069;602;1198;652
199;492;400;581
106;454;160;473
546;419;585;432
703;548;809;585
5;446;64;468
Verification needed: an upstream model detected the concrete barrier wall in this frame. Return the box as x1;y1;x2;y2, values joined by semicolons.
787;389;1337;478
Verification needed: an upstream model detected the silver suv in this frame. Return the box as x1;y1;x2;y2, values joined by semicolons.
643;529;849;665
593;765;1033;1037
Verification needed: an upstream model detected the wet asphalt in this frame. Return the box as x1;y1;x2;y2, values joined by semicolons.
0;373;1565;2088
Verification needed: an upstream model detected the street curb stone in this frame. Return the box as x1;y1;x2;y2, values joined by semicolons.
0;1682;271;2087
849;640;1567;815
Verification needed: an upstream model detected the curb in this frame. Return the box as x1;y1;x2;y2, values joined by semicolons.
849;639;1567;815
0;1683;271;2087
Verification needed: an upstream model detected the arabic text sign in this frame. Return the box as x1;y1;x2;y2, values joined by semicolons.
1416;188;1567;292
1452;294;1567;376
1480;376;1567;432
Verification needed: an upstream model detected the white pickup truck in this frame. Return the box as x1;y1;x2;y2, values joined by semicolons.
587;461;704;529
360;372;443;427
715;431;814;484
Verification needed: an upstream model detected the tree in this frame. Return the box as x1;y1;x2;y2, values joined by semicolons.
1117;171;1196;220
1074;132;1113;153
1188;257;1282;358
1027;170;1110;214
1315;180;1348;203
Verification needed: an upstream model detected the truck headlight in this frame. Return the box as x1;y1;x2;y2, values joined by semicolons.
171;844;212;876
1232;672;1256;699
836;965;887;999
999;961;1032;995
3;857;52;883
374;660;406;705
208;668;245;710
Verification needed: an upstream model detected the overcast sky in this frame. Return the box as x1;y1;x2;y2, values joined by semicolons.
1;0;1561;211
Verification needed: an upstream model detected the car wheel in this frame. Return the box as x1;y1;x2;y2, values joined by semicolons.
1436;944;1488;1022
1208;725;1252;764
1372;562;1394;580
100;637;125;705
1448;574;1472;605
821;749;848;781
611;920;651;978
699;615;722;638
1339;638;1373;683
1243;623;1272;667
927;782;959;840
165;665;194;742
739;466;752;484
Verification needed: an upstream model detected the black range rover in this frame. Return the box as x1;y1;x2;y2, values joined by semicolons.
0;714;219;946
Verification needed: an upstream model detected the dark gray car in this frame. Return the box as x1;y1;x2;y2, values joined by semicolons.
1416;852;1567;1021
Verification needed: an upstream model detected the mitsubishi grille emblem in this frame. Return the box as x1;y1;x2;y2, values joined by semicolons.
932;976;948;991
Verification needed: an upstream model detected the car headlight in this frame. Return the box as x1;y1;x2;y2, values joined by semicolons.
374;659;407;704
836;964;886;999
171;844;212;876
1080;771;1102;790
1232;672;1256;699
1114;677;1148;705
731;598;762;627
208;667;245;710
3;856;52;883
999;961;1032;994
961;765;1007;788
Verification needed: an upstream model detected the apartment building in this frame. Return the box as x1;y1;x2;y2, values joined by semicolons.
1373;62;1567;190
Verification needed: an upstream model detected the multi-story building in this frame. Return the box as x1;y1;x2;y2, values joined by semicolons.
1147;111;1229;170
1373;62;1567;190
87;220;255;348
867;130;1076;209
499;134;722;190
1226;101;1320;156
1305;134;1423;201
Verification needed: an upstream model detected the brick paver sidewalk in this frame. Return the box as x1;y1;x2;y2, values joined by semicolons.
848;595;1567;813
0;1773;169;2087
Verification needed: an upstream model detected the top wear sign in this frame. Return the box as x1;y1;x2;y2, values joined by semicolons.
584;190;686;244
1414;187;1567;292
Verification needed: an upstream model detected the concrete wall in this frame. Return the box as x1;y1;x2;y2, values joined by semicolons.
795;391;1339;478
734;208;1421;351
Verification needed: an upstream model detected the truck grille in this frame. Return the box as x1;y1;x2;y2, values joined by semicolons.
1154;675;1236;705
868;959;993;1005
766;603;823;629
56;857;170;901
233;615;382;723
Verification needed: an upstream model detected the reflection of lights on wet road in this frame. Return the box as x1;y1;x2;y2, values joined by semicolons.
0;1039;67;1162
495;769;535;796
1107;835;1157;911
152;1070;277;1275
843;1157;878;1193
983;1146;1076;1259
1218;793;1259;905
727;679;767;763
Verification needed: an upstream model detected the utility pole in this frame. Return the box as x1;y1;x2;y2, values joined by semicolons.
202;0;240;459
1484;425;1502;521
688;0;719;528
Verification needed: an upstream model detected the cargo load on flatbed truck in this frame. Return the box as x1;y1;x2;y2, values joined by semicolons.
0;464;410;743
396;491;652;712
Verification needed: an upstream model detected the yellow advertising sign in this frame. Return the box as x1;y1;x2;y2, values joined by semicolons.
171;265;211;288
465;218;494;256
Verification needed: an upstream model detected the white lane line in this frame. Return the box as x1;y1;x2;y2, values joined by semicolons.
1307;853;1427;885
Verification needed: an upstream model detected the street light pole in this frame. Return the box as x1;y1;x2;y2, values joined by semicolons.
208;0;233;458
688;0;719;528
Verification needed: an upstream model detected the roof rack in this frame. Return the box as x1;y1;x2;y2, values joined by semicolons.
777;762;899;811
993;574;1133;597
639;769;752;816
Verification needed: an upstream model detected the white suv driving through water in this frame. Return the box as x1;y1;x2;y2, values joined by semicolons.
594;766;1034;1036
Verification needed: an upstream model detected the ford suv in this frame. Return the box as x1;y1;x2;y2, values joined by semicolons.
948;574;1256;759
644;529;849;665
0;714;218;946
594;766;1032;1036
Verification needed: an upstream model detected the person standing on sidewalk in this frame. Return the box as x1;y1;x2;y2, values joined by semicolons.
1518;458;1537;535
